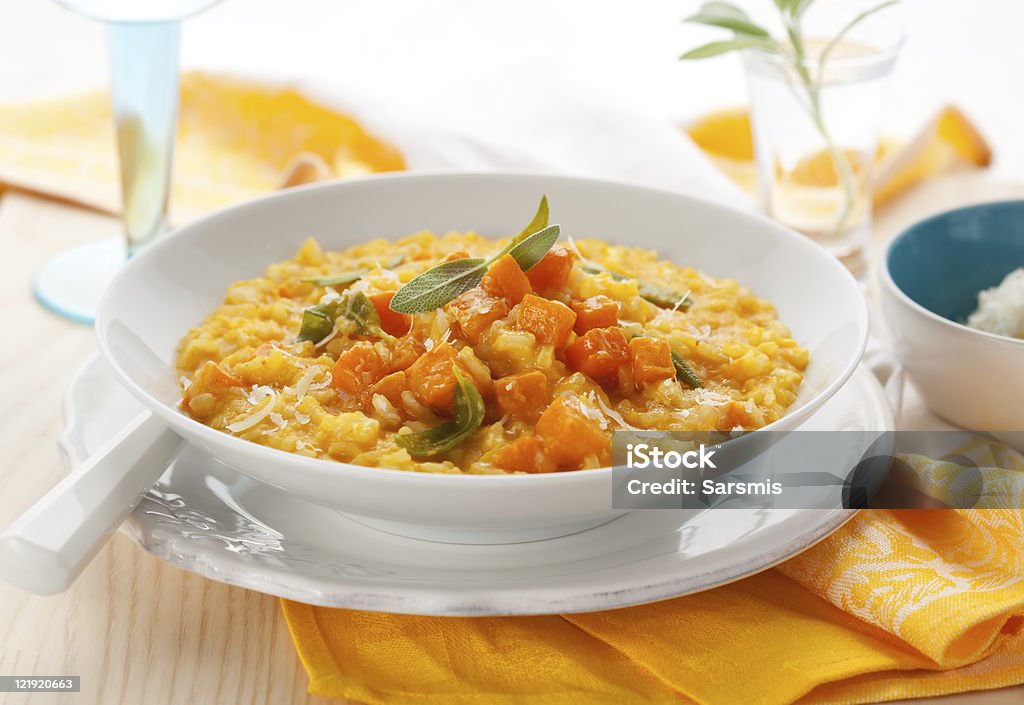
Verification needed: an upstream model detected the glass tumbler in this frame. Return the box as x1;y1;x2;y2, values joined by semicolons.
743;13;902;277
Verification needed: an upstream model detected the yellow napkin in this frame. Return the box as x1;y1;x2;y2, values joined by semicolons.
687;105;991;205
283;438;1024;704
0;72;404;223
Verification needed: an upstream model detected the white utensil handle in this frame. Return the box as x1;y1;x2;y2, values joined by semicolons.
0;411;183;595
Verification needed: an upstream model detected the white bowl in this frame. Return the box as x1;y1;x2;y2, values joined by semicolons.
96;172;868;543
880;201;1024;440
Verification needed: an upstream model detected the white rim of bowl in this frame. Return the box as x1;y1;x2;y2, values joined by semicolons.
95;169;870;484
881;203;1024;351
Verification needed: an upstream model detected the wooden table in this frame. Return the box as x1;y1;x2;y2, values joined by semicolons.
1;176;1022;705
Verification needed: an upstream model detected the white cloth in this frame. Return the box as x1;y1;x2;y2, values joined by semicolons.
299;60;749;209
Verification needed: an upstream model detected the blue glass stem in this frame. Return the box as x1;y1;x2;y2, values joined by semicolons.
106;20;180;255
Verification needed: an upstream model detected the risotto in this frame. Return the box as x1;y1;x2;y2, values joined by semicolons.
175;201;807;474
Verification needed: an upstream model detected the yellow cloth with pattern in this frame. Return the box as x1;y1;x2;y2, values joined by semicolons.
0;72;404;223
283;439;1024;704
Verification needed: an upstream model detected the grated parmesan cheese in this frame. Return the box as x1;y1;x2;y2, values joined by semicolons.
588;391;642;431
227;387;277;433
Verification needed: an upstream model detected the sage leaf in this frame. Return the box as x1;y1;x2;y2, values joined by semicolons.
388;257;488;314
582;266;691;310
303;254;406;287
685;3;770;37
638;281;692;309
679;37;776;60
296;300;343;344
507;224;561;271
510;195;549;244
672;350;705;389
303;268;368;286
396;368;485;457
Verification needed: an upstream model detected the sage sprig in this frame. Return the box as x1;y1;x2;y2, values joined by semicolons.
386;256;490;315
681;0;898;236
389;197;558;314
395;367;485;456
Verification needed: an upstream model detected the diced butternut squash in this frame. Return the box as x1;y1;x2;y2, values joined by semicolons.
368;291;411;337
183;361;242;407
389;333;426;372
536;397;608;468
332;342;387;396
405;343;486;414
514;293;576;349
492;435;556;473
571;295;619;334
526;244;575;292
444;287;510;344
368;370;407;407
495;370;549;420
565;327;630;381
481;254;532;305
628;337;675;385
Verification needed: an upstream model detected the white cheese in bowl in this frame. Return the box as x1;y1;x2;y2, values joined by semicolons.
967;268;1024;339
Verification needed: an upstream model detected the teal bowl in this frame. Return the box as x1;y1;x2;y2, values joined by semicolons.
881;201;1024;434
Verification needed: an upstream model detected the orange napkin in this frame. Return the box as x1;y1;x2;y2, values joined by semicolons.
283;439;1024;704
0;72;404;223
687;105;991;204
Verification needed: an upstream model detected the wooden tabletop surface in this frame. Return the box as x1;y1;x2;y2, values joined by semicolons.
1;175;1022;705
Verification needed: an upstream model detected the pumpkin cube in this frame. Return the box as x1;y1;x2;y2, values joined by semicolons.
405;343;486;414
565;327;630;381
526;244;576;293
571;295;619;334
482;254;532;305
389;333;426;372
368;370;408;407
536;397;608;468
628;337;676;385
368;291;411;337
492;435;556;474
332;342;387;396
444;287;510;344
495;370;549;420
514;293;576;349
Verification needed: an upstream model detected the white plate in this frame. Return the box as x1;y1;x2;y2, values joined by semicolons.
60;356;892;616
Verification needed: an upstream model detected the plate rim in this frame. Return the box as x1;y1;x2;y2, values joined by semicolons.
61;355;891;615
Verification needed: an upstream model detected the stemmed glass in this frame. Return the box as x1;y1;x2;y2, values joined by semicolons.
33;0;220;323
